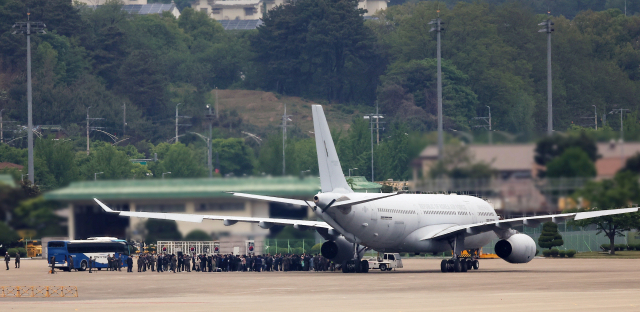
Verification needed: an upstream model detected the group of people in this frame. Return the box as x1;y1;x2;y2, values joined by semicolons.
4;252;20;270
126;253;335;273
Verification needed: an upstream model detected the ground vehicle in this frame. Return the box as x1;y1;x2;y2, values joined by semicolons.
366;253;403;271
47;237;130;271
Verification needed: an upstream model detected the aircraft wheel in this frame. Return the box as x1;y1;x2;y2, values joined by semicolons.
473;260;479;270
342;264;350;273
440;259;448;273
379;264;387;271
360;260;369;273
453;259;462;273
460;259;468;272
447;259;455;272
466;260;473;271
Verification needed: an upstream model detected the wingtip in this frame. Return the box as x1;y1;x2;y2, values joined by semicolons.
93;198;115;213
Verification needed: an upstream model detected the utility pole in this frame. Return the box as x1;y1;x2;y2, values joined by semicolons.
281;104;292;176
364;112;383;182
473;106;492;144
430;11;445;160
123;103;126;136
539;16;554;135
593;105;597;130
12;13;46;184
0;109;3;143
215;87;219;119
175;103;181;143
86;107;104;155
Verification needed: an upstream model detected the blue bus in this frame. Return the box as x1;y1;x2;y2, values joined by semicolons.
47;237;131;271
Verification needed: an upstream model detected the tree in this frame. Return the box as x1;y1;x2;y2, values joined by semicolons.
35;137;77;187
144;219;182;245
621;153;640;174
534;132;598;177
211;138;255;176
546;147;596;178
80;142;136;180
251;0;380;102
11;196;65;238
572;171;640;255
184;229;211;241
538;222;564;249
154;143;206;178
0;221;20;255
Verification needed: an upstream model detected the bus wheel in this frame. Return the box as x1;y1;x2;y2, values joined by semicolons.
79;261;87;271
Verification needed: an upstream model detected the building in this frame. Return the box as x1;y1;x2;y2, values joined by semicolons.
190;0;387;29
75;0;148;5
76;1;181;18
348;176;382;193
44;176;321;241
412;141;640;215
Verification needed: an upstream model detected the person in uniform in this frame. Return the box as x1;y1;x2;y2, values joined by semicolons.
15;251;20;268
88;256;93;273
170;254;177;273
5;252;10;270
126;255;133;272
68;254;74;271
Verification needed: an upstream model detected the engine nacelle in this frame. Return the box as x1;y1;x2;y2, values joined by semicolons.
495;233;536;264
321;237;363;264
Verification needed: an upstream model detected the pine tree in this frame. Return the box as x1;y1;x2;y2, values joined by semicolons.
538;222;564;249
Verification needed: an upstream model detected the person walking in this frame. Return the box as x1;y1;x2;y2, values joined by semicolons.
5;252;10;270
68;254;74;271
88;256;93;273
15;251;20;269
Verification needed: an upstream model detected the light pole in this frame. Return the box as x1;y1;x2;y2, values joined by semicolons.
12;13;46;184
94;172;103;181
175;103;182;143
349;168;358;177
364;114;383;182
539;16;554;135
592;105;597;130
281;105;292;176
206;104;213;178
0;109;3;143
429;11;445;160
163;172;171;179
610;108;630;166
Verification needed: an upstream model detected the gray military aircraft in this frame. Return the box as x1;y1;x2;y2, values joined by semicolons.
94;105;638;273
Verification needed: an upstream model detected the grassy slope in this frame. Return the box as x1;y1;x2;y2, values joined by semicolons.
214;89;368;136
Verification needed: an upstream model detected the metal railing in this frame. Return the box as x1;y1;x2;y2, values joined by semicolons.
0;286;78;298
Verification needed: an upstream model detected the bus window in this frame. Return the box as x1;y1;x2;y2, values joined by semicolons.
48;241;65;248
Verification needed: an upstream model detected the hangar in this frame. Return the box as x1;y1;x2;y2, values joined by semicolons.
44;175;381;243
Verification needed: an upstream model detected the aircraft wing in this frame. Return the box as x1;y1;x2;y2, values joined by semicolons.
227;192;309;207
93;198;332;229
421;207;639;240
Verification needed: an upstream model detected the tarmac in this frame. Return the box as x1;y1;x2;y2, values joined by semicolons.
1;257;639;311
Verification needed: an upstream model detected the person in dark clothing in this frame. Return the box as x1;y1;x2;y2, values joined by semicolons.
15;252;20;268
88;256;93;273
5;252;10;270
127;256;133;272
68;255;74;271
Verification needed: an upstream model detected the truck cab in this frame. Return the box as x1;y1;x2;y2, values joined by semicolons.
366;253;403;271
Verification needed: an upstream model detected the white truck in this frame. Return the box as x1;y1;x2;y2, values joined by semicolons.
366;253;403;271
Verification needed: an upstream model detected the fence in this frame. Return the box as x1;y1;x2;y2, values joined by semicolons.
0;286;78;298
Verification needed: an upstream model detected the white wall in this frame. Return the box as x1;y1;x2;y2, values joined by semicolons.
75;0;148;5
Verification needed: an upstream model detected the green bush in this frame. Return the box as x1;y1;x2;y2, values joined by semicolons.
566;250;576;258
535;249;540;256
558;250;566;257
600;244;611;251
550;248;559;257
542;250;551;257
615;244;626;251
16;247;27;257
7;248;18;257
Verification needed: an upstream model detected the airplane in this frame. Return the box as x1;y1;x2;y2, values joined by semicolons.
94;105;639;273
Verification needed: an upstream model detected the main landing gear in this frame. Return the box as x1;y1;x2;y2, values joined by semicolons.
342;243;369;273
440;258;479;273
440;236;480;273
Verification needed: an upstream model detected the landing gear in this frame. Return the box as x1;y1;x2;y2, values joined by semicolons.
341;243;370;273
439;236;479;273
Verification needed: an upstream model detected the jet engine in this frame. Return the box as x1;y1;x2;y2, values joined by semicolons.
321;236;363;264
494;233;536;264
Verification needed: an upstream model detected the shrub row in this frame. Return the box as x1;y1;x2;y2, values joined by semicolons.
542;249;576;258
600;244;640;251
6;248;27;257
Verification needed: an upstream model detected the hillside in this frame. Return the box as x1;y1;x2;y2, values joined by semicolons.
214;89;370;136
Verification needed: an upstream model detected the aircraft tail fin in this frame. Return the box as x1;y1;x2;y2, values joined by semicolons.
312;105;353;193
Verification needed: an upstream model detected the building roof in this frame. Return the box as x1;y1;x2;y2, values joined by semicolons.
214;0;261;6
122;3;178;14
0;162;23;170
348;176;382;192
44;176;320;202
0;174;17;188
419;144;536;172
218;19;263;30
